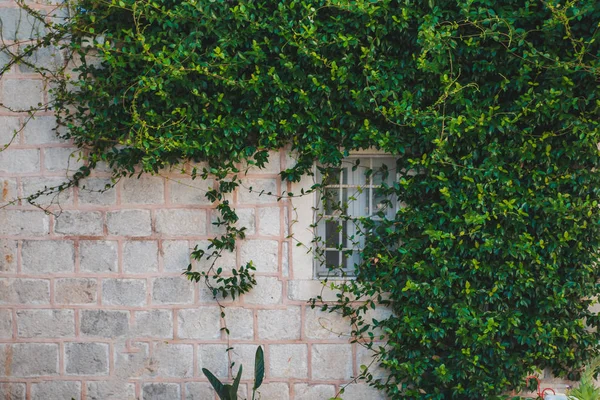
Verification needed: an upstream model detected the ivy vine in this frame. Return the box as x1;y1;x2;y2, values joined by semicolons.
2;0;600;398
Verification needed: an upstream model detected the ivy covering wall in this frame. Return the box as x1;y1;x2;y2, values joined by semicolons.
3;0;600;398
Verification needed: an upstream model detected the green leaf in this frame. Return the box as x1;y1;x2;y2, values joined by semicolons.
231;365;242;397
202;368;228;400
253;346;265;390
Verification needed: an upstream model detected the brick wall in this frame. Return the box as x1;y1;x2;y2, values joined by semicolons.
0;2;390;399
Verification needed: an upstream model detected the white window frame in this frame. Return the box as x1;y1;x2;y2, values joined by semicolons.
313;152;398;278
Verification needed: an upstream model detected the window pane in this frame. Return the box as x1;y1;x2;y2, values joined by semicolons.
326;250;341;268
363;186;372;216
348;160;367;187
373;191;390;214
324;188;340;215
325;220;341;247
344;187;361;217
322;167;341;186
343;250;360;270
372;159;394;186
345;221;365;249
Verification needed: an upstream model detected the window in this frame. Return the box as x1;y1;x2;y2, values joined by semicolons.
315;155;398;277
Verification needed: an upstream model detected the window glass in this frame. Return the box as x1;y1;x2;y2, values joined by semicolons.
315;155;397;277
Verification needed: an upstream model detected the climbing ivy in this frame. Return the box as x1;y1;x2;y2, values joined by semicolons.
3;0;600;398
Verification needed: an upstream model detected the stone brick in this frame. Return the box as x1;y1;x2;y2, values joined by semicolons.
0;278;50;304
197;344;228;378
20;46;64;73
150;343;193;377
22;240;74;274
258;207;281;236
114;342;150;377
16;309;74;338
305;307;351;339
340;383;386;400
80;240;118;273
43;147;85;173
0;309;11;338
243;276;282;305
78;178;117;205
121;176;164;204
237;384;249;400
0;8;45;40
1;80;43;110
152;277;194;305
80;310;129;338
107;210;152;237
191;240;236;273
64;342;109;376
54;210;104;236
269;344;308;379
229;344;261;379
0;344;5;376
0;383;25;400
0;178;17;203
312;344;353;380
185;382;215;400
363;307;394;338
155;209;207;236
0;45;8;67
22;115;60;144
258;307;301;340
0;239;17;273
0;180;17;205
123;241;158;273
237;208;256;235
162;240;190;272
226;307;254;340
22;177;73;206
288;280;340;302
293;384;335;400
197;284;235;304
92;161;113;173
240;240;278;273
0;116;20;146
282;241;289;277
102;279;146;306
238;178;278;204
356;345;387;380
177;307;221;339
31;381;80;400
241;149;282;174
255;383;289;400
0;210;49;236
169;177;213;204
208;210;227;235
10;343;59;377
0;49;9;72
0;149;40;173
142;383;180;400
86;381;136;400
134;309;173;338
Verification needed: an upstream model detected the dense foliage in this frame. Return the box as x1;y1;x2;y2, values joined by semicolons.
4;0;600;398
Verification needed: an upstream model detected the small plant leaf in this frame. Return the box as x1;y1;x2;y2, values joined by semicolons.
231;365;243;397
253;346;265;390
223;384;235;400
202;368;228;400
